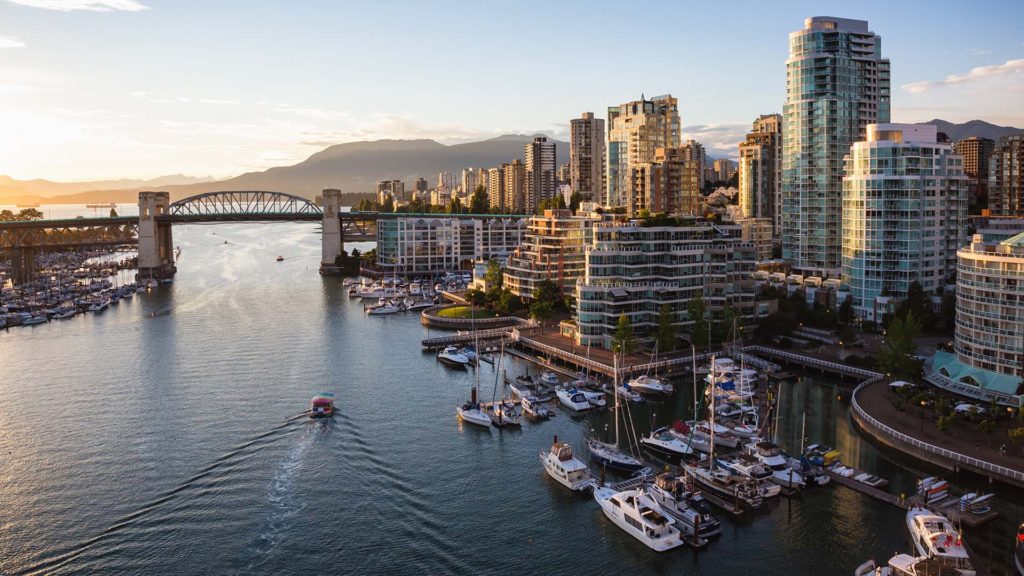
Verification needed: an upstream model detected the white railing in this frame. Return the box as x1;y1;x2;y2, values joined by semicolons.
851;380;1024;485
743;345;883;379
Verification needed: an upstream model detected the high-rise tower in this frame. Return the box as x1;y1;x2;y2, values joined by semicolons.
781;17;890;277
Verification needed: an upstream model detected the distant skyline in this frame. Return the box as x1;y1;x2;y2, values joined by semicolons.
1;0;1022;181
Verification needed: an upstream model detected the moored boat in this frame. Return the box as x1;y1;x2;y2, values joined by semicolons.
628;374;673;395
905;508;975;575
556;388;591;412
593;486;685;552
521;394;552;419
647;473;722;539
437;346;471;367
540;436;593;491
587;438;644;473
640;427;696;462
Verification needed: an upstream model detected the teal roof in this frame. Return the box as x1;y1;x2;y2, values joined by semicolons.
931;350;1021;395
1002;231;1024;248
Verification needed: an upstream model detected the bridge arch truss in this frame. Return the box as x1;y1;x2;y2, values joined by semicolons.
167;191;322;219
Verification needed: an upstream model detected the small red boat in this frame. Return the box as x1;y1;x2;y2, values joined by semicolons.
310;393;335;418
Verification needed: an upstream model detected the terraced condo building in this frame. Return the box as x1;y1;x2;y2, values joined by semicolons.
571;219;757;350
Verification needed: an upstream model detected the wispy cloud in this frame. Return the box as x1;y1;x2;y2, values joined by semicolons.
903;58;1024;93
969;48;993;56
684;123;747;159
0;34;25;48
5;0;148;11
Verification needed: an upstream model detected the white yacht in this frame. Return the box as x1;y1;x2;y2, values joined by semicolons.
540;438;593;491
689;420;740;448
521;395;552;419
615;384;643;403
88;299;110;313
854;553;975;576
746;441;805;489
539;372;561;386
683;463;763;511
52;308;76;320
437;346;471;367
593;487;684;552
628;375;673;395
717;454;781;498
366;301;401;315
556;388;591;412
905;509;975;575
647;474;722;539
640;427;695;462
581;389;607;408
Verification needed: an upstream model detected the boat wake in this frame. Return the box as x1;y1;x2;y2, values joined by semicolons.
15;415;307;576
235;423;322;573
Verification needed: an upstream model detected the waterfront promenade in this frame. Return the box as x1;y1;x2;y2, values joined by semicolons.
853;377;1024;489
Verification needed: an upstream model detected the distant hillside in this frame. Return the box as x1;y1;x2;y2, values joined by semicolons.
0;135;570;204
927;119;1024;142
0;174;214;200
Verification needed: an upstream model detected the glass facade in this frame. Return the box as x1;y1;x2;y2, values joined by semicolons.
781;17;890;277
841;124;967;321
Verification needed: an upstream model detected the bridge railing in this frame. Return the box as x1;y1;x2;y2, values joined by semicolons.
851;379;1024;484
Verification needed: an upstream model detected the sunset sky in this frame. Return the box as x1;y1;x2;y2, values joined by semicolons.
1;0;1022;181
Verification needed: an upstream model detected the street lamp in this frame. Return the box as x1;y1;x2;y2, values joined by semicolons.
920;399;927;432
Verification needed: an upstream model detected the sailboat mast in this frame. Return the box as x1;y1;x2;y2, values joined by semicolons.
613;351;620;449
709;354;716;471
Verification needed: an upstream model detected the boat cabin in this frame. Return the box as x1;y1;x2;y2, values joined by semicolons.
310;393;335;418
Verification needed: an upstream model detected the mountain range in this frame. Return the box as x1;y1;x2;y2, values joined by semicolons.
1;120;1019;205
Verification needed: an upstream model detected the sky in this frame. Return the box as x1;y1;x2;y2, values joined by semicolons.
0;0;1022;181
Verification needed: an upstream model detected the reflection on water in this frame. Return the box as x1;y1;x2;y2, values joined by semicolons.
0;220;1020;576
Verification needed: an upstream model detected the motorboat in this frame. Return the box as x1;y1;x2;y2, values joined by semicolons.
917;477;950;504
22;315;47;325
804;444;843;467
683;463;763;511
404;298;434;311
88;299;110;313
310;393;335;418
556;388;591;412
347;287;358;297
690;420;740;449
540;436;593;491
457;402;492;428
593;486;685;552
715;402;757;420
586;438;644;473
665;421;712;454
855;553;976;576
367;301;401;315
490;400;521;427
647;473;722;539
276;255;284;262
717;454;781;498
437;346;471;367
746;441;805;489
615;384;643;403
521;395;552;419
52;308;76;320
581;389;607;408
539;372;561;387
905;509;975;575
640;427;696;462
628;375;673;395
459;346;479;365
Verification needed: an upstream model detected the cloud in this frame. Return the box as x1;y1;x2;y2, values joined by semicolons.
5;0;148;10
684;123;747;159
902;58;1024;93
0;34;25;48
199;98;238;105
969;48;993;56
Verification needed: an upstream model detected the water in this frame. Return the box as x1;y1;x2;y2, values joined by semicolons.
1;220;1021;575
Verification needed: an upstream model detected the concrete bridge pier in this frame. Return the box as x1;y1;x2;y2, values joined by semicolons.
319;188;342;275
11;247;36;285
137;191;176;279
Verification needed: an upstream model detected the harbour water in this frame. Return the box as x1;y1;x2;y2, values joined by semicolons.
1;220;1021;575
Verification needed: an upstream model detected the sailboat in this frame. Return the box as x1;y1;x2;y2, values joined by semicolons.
588;351;645;473
488;344;521;427
456;326;491;428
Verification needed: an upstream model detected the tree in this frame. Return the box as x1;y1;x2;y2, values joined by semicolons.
109;207;118;217
447;196;462;214
533;278;561;307
0;209;15;221
838;296;854;326
484;259;503;289
940;291;956;332
465;288;487;308
656;304;679;353
529;301;554;332
687;293;709;349
712;303;738;344
613;314;635;356
470;185;489;214
569;192;583;212
15;208;43;221
553;194;566;209
878;311;923;380
537;199;552;214
381;194;395;213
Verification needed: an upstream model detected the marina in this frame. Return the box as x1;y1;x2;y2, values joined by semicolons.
2;219;1022;576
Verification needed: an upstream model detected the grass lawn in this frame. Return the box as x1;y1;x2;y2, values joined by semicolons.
435;306;496;319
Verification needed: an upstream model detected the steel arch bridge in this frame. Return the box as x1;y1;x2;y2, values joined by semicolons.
162;191;323;222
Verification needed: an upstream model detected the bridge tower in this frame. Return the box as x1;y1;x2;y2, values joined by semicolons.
11;247;36;285
320;188;342;274
137;191;176;279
